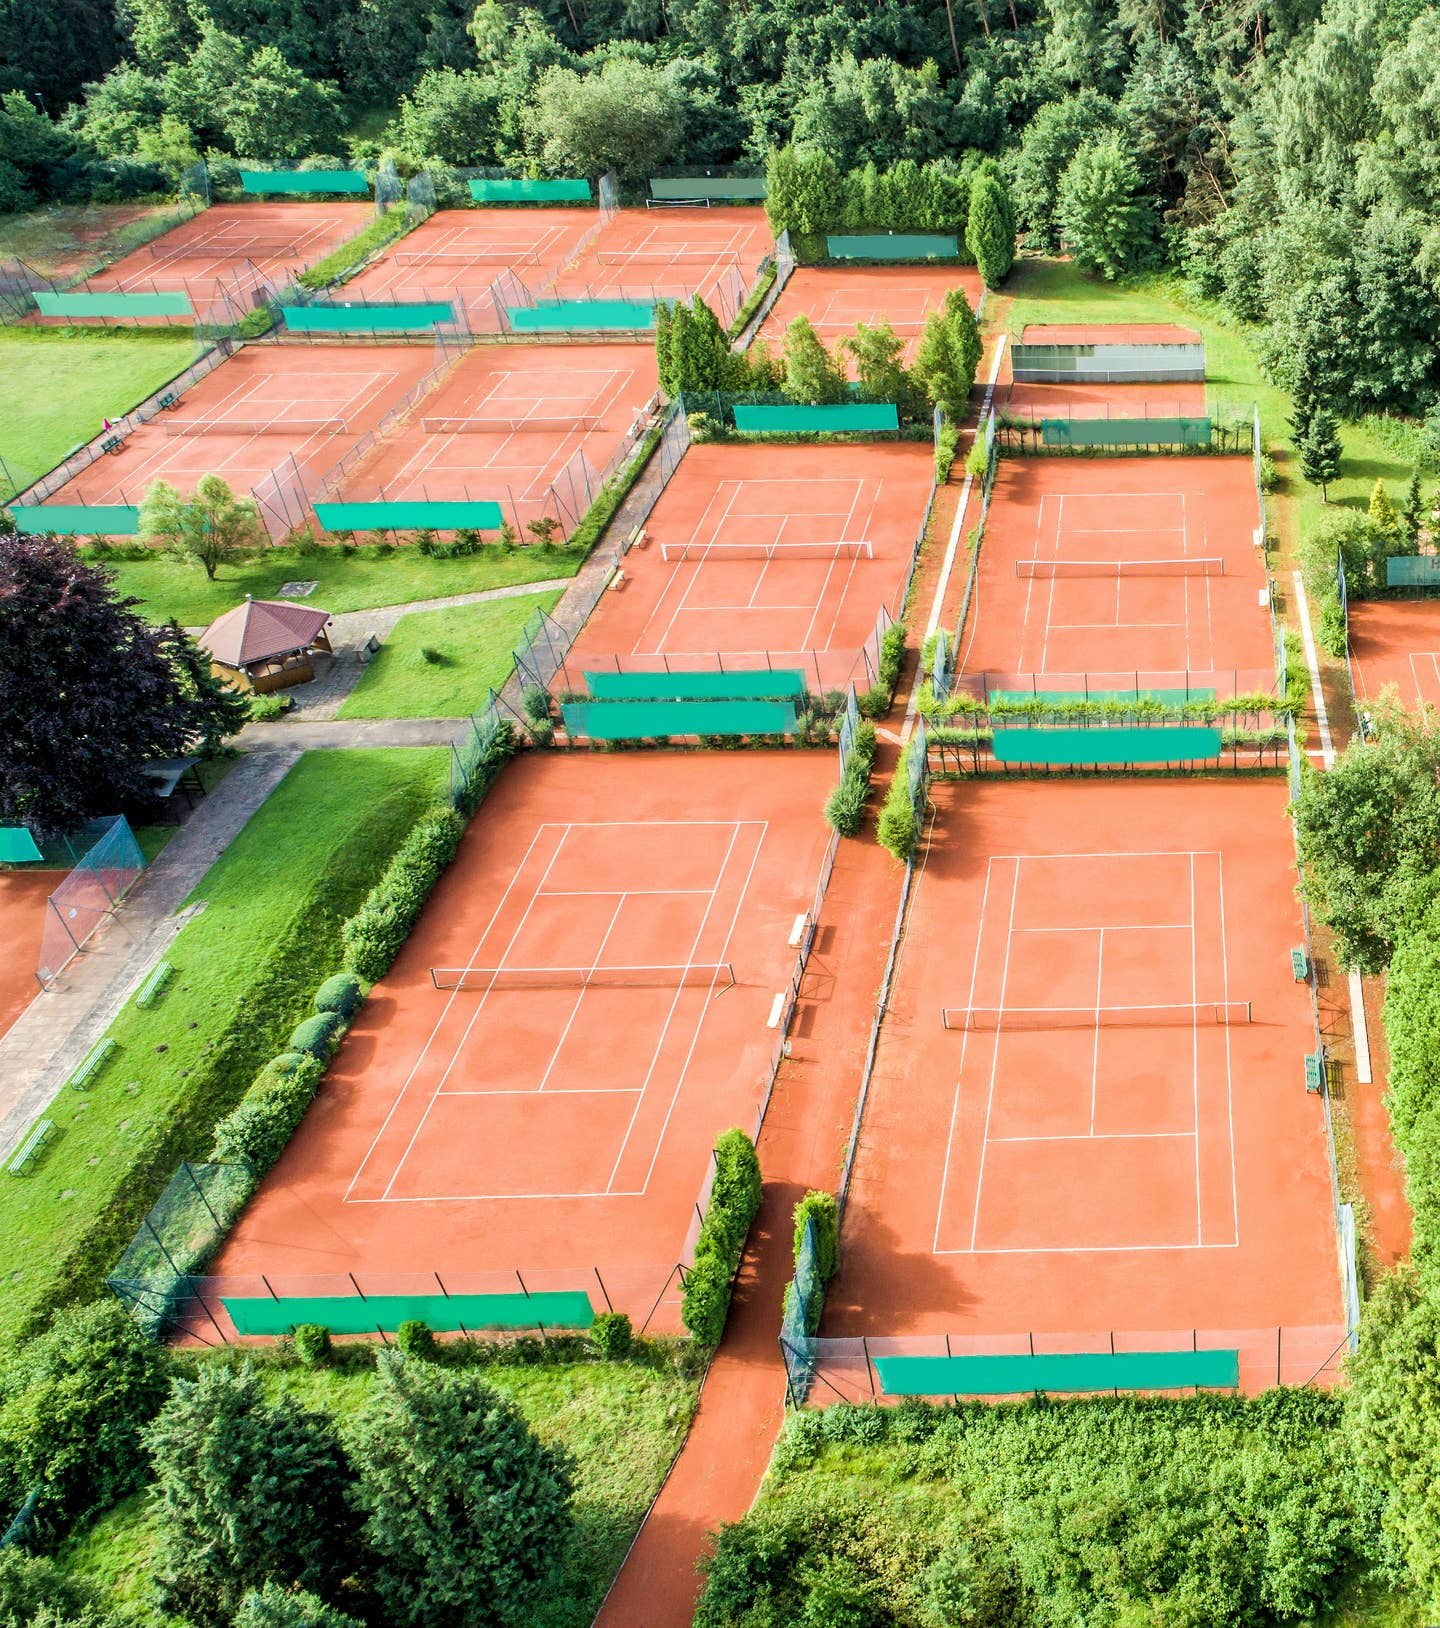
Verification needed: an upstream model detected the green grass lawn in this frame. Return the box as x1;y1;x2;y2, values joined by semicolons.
57;1349;702;1628
338;589;563;719
0;202;180;278
94;543;584;625
0;749;446;1339
0;329;197;499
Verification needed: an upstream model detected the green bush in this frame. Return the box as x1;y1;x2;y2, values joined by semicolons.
680;1128;762;1345
965;438;990;479
566;423;664;555
342;804;465;982
396;1320;436;1358
587;1311;634;1359
1317;597;1348;659
209;1053;324;1171
314;971;363;1019
292;1323;331;1366
288;1010;343;1061
877;758;920;862
935;421;961;482
248;692;292;721
878;621;907;691
793;1190;840;1281
824;719;879;837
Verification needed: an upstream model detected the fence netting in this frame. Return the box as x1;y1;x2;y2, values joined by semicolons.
36;815;145;988
375;155;401;215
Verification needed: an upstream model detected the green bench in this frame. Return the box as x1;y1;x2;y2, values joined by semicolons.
1305;1051;1326;1094
1290;946;1309;982
8;1119;54;1176
157;391;178;410
68;1037;115;1091
100;434;124;455
134;961;172;1008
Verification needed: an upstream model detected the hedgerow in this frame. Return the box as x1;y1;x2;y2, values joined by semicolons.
681;1129;762;1345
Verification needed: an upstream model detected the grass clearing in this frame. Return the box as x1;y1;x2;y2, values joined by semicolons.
337;589;563;718
92;543;584;625
57;1350;703;1628
0;329;197;499
0;202;179;279
0;749;446;1338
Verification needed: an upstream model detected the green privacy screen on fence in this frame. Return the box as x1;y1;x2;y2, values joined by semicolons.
239;170;370;194
1386;555;1440;586
223;1291;594;1336
37;290;192;318
874;1348;1241;1397
585;669;808;700
563;698;799;738
314;500;504;531
507;300;655;331
991;726;1224;765
826;233;960;259
469;178;591;202
650;176;767;200
13;504;140;534
1040;417;1212;449
281;302;454;332
733;402;899;433
991;688;1217;709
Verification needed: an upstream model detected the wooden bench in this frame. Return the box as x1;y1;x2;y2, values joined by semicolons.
68;1036;116;1092
1290;946;1309;982
608;570;626;592
134;961;173;1009
8;1119;54;1176
626;526;648;551
1258;585;1270;609
1304;1051;1326;1094
100;434;124;456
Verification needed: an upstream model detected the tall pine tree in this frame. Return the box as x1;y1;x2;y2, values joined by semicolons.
967;169;1016;286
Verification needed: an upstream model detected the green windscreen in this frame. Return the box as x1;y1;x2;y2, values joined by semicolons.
13;504;140;535
585;668;807;700
826;233;959;260
507;301;655;331
223;1291;594;1336
562;698;799;738
733;403;899;433
314;500;504;531
990;689;1217;708
1386;555;1440;586
874;1349;1240;1397
37;291;192;318
650;177;767;200
469;178;591;202
239;170;370;194
1040;417;1212;448
280;302;453;332
991;725;1223;765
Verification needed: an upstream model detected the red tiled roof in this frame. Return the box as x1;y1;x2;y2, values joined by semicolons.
200;597;331;668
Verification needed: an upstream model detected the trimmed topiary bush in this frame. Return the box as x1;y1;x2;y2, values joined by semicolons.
587;1311;633;1359
292;1323;331;1366
681;1128;763;1345
314;971;363;1019
289;1010;343;1061
209;1054;324;1171
396;1320;436;1358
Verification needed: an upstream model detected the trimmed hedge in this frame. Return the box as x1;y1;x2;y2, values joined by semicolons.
314;972;363;1018
823;719;878;836
209;1054;324;1172
793;1190;840;1282
342;805;465;982
681;1128;763;1345
289;1010;343;1060
877;760;919;862
1382;898;1440;1284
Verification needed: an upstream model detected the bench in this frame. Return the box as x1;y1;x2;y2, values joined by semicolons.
1304;1051;1326;1094
8;1119;54;1176
608;570;626;592
68;1036;116;1092
357;632;380;665
134;961;173;1008
157;390;178;411
627;526;648;551
1258;585;1270;609
100;434;124;456
1290;946;1309;982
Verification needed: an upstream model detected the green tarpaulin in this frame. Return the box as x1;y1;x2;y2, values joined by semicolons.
314;500;503;531
507;300;655;331
650;177;767;200
1040;417;1212;448
990;689;1216;708
37;291;192;318
1386;555;1440;587
223;1291;594;1336
733;403;899;433
281;302;453;332
585;669;807;700
562;698;798;739
874;1348;1240;1396
13;504;140;535
826;233;959;260
991;725;1224;765
469;178;591;202
239;171;369;194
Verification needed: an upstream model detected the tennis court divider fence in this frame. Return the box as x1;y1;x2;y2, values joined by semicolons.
405;170;437;226
34;815;145;988
599;170;618;225
1335;548;1363;718
836;687;861;770
1252;404;1267;547
374;156;401;215
734;230;795;350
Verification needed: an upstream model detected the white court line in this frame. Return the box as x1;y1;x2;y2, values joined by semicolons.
1190;852;1201;1243
1215;851;1240;1242
967;859;1020;1250
990;1131;1194;1143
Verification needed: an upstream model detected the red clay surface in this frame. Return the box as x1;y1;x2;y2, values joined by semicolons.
334;341;659;534
1347;598;1440;706
211;751;835;1332
0;872;51;1038
1001;377;1209;421
958;455;1273;695
45;343;437;515
550;206;772;324
1020;323;1203;345
758;265;983;367
53;203;373;325
829;778;1344;1387
562;441;933;691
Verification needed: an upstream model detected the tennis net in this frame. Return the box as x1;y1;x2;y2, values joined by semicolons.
941;1000;1252;1031
661;540;874;563
421;414;606;434
147;240;297;262
645;198;712;209
1015;558;1225;578
163;417;348;436
393;247;541;266
430;962;736;991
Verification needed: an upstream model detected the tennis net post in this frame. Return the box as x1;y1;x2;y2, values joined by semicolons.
430;962;736;992
941;1000;1253;1030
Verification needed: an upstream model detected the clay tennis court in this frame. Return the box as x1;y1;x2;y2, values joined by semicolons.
43;343;437;517
0;873;50;1039
333;341;659;535
563;441;932;691
826;777;1343;1388
957;455;1274;696
209;751;834;1331
757;265;983;366
1346;598;1440;707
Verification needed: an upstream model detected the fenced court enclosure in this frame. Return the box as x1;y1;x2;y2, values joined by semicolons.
0;873;52;1038
207;752;837;1335
560;441;933;694
757;265;984;367
1345;598;1440;707
1009;323;1206;382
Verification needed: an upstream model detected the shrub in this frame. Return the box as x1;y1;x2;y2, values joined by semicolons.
292;1324;331;1366
209;1054;324;1171
680;1248;734;1347
396;1320;436;1358
288;1010;343;1061
522;686;552;724
588;1311;634;1359
856;684;891;719
1317;597;1347;659
878;621;906;691
965;438;990;479
824;720;878;836
342;804;465;982
877;763;920;862
314;971;363;1019
249;692;292;721
681;1130;763;1344
793;1190;840;1281
935;422;961;482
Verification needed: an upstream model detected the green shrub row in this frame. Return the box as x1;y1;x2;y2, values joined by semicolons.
210;1054;324;1172
728;263;777;338
680;1129;763;1346
781;1190;841;1338
858;620;907;719
295;207;411;291
877;735;925;862
1380;901;1440;1284
342;805;465;982
917;688;1287;725
935;420;961;482
567;424;665;556
823;718;878;836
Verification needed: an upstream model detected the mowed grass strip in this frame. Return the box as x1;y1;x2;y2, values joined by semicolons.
0;329;196;498
56;1352;703;1628
0;748;446;1337
94;543;584;625
337;589;564;719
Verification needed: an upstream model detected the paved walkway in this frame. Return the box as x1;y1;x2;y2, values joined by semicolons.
0;750;301;1163
238;717;460;750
